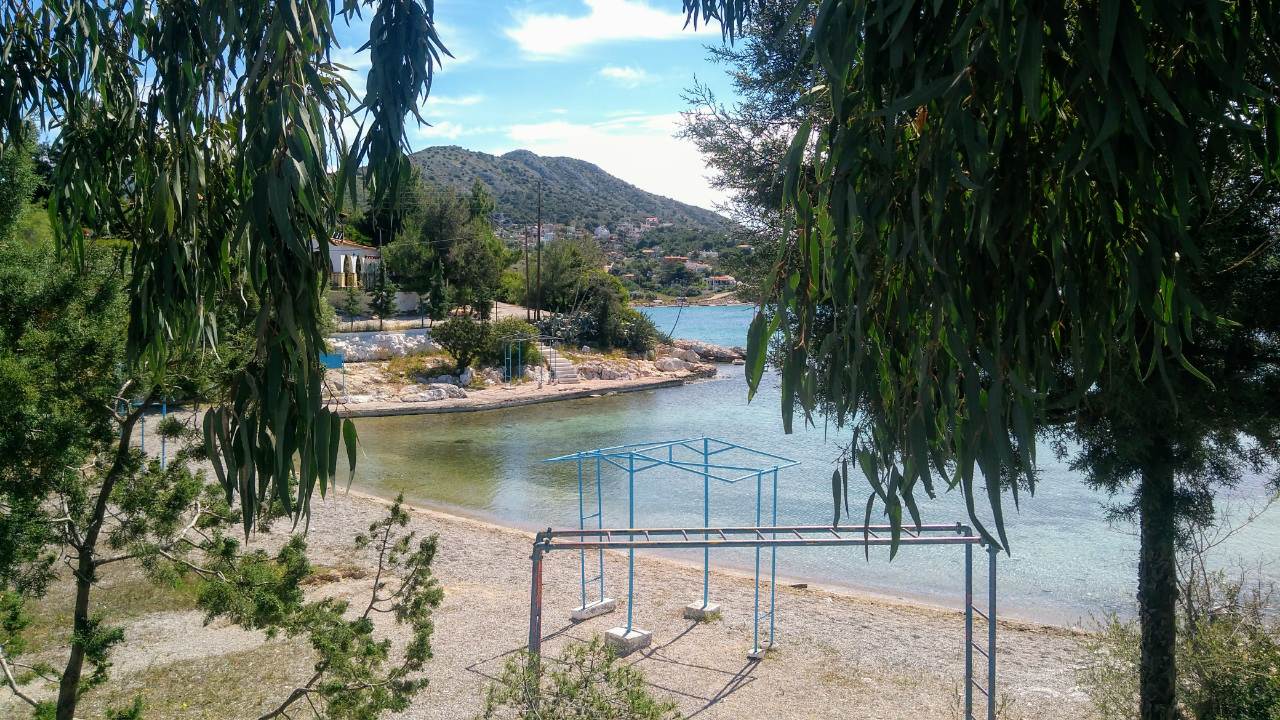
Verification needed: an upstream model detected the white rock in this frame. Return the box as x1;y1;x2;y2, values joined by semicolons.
459;368;474;386
401;383;467;402
600;368;623;381
327;329;438;361
675;348;702;363
655;357;687;372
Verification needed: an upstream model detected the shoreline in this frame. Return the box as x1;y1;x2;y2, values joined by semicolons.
345;487;1094;634
331;372;719;418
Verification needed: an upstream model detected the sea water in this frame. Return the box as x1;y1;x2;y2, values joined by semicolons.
349;305;1279;625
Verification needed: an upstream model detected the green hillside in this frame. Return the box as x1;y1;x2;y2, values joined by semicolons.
407;145;730;231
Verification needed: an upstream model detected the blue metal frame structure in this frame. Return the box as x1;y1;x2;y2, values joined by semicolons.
545;437;799;653
527;523;1000;720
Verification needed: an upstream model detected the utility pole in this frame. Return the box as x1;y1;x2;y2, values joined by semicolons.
535;180;543;321
523;227;531;322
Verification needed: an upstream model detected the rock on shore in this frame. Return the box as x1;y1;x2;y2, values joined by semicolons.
329;329;437;361
669;339;746;363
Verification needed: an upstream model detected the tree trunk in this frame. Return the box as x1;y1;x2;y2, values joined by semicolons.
1138;454;1180;720
55;404;146;720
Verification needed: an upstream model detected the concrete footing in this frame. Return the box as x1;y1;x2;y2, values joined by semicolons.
604;627;652;656
747;644;771;661
682;602;721;621
570;598;616;622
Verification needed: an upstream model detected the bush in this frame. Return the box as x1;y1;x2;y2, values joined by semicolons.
432;316;491;372
484;318;542;368
479;637;678;720
497;269;527;305
535;307;657;353
535;311;599;348
1079;571;1280;720
607;307;658;352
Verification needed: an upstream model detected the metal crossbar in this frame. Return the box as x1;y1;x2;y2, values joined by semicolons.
528;521;999;720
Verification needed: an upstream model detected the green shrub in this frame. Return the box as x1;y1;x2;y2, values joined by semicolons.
608;307;658;352
485;318;542;368
1079;572;1280;720
432;316;492;372
479;637;678;720
535;308;657;353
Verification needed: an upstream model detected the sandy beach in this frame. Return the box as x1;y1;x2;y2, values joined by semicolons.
3;490;1096;719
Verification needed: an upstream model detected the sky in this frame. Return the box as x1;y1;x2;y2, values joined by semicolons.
333;0;739;212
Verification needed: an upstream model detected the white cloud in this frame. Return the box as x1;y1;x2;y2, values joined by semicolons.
416;121;466;141
598;65;650;87
506;0;712;59
500;113;726;211
424;93;485;108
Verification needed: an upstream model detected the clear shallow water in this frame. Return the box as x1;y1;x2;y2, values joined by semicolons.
351;306;1280;626
641;304;755;347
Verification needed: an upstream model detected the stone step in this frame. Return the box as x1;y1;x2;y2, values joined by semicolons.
536;344;579;383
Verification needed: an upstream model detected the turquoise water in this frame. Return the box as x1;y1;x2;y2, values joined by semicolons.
351;306;1280;625
642;304;755;347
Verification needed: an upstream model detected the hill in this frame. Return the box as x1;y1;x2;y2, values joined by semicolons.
407;146;730;232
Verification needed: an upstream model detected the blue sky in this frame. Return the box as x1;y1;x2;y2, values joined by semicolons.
334;0;739;210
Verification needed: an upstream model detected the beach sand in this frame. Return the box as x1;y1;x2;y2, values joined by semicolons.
3;490;1096;719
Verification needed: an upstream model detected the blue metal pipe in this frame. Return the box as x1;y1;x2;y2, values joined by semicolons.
702;437;710;607
596;456;605;601
752;470;762;653
160;399;167;470
627;454;635;632
768;468;778;646
988;547;997;720
965;542;974;719
577;457;586;609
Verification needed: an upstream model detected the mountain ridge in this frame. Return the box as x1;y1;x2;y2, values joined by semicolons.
407;145;729;231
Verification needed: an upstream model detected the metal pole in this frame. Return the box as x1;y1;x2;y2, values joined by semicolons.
768;468;778;646
965;542;974;720
577;457;586;609
702;437;710;607
988;546;997;720
524;228;530;322
160;399;167;470
528;539;545;657
752;470;762;654
596;456;605;601
626;454;635;632
535;183;543;322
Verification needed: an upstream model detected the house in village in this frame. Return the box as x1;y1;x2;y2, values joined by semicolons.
328;237;381;288
708;274;738;291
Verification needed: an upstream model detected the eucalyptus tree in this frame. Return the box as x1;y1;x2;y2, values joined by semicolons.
0;0;445;531
684;1;1280;718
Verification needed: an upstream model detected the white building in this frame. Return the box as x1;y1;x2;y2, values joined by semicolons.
328;238;381;288
708;275;738;291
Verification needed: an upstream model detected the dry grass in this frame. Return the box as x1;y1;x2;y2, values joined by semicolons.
385;350;454;382
21;568;200;654
79;639;316;720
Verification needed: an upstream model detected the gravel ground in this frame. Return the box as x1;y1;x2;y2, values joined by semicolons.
299;492;1096;719
3;491;1098;719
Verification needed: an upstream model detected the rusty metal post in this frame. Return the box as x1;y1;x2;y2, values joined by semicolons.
528;533;547;657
